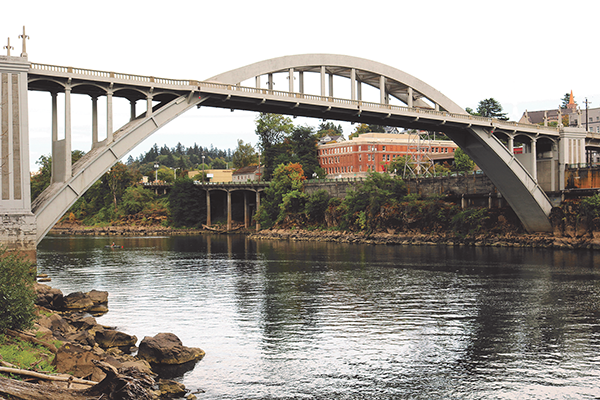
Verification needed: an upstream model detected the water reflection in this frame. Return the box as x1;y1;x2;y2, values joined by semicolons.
37;235;600;399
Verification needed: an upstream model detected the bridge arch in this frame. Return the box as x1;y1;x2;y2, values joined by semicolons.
208;54;466;114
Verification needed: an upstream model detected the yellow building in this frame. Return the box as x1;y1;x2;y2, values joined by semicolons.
188;169;233;182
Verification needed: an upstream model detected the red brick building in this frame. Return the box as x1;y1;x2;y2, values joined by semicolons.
318;132;458;178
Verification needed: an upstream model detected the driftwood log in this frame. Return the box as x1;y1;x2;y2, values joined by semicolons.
0;360;157;400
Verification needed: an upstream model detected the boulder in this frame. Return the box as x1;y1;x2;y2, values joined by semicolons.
52;342;106;382
34;283;63;309
137;333;205;365
57;291;95;311
94;329;137;351
38;313;75;338
158;379;187;398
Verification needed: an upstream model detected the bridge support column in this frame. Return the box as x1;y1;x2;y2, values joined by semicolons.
91;95;99;148
106;90;113;143
51;86;72;183
243;192;248;228
206;189;211;226
255;191;261;231
558;127;587;190
227;191;232;231
0;55;36;260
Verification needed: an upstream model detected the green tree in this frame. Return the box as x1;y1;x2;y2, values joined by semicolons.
316;122;343;139
290;125;320;178
348;123;386;139
341;172;407;231
232;139;258;169
452;148;475;172
121;186;156;215
169;178;206;227
255;163;306;228
105;162;133;211
0;247;36;333
255;113;294;180
211;157;227;169
470;98;509;120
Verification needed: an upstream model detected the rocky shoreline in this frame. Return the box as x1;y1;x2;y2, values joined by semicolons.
0;283;205;400
249;228;600;250
49;222;600;251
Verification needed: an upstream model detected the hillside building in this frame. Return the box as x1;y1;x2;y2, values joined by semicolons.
318;132;458;178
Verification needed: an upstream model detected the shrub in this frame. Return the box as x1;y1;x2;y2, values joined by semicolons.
0;248;36;333
305;190;331;223
122;185;156;215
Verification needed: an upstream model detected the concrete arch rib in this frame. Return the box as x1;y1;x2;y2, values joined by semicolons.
208;54;465;114
32;94;203;244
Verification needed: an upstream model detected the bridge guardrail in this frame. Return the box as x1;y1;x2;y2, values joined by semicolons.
30;62;560;135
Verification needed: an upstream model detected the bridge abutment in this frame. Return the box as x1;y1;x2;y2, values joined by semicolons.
0;55;36;260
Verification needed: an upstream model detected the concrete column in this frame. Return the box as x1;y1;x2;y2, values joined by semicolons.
357;80;362;101
256;191;261;231
329;73;334;98
51;86;72;183
91;95;98;147
146;94;153;117
298;71;304;94
350;68;356;101
288;68;294;93
530;137;537;180
227;191;232;231
407;87;413;108
206;189;211;226
255;75;260;88
320;66;326;97
51;92;58;142
379;75;386;104
129;99;136;121
244;191;248;228
507;136;514;153
106;90;113;142
0;58;36;259
267;73;273;91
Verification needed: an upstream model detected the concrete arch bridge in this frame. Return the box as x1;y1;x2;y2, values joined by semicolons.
0;52;594;256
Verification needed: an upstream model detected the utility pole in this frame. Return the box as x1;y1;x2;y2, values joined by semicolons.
584;98;592;132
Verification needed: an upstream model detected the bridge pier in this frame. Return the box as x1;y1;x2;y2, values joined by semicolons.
0;55;36;260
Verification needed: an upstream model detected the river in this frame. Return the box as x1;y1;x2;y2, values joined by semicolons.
37;234;600;399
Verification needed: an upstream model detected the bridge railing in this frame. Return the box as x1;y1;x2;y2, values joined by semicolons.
30;62;559;135
30;63;197;87
199;81;559;134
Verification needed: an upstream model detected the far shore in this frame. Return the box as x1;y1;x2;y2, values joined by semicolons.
48;223;600;251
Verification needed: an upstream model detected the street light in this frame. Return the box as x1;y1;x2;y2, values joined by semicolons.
202;155;205;182
153;162;159;182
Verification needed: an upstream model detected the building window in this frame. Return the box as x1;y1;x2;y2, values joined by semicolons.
359;154;361;161
382;146;386;151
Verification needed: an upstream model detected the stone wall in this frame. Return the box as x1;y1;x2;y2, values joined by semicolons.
305;174;500;207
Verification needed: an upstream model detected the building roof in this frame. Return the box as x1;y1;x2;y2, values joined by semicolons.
232;165;260;175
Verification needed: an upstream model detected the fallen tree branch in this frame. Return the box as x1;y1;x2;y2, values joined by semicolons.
0;366;97;385
6;329;59;354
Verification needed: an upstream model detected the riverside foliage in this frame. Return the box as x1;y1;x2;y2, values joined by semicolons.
0;248;36;333
256;171;524;236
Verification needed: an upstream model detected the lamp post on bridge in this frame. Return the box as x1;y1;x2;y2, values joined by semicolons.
202;155;205;182
154;162;159;182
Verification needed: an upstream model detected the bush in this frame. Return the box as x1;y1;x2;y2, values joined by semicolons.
305;190;330;223
122;186;156;215
0;248;36;333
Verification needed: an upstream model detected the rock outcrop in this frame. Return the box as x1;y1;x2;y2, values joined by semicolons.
137;333;205;365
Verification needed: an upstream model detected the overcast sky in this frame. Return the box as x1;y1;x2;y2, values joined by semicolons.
4;0;599;170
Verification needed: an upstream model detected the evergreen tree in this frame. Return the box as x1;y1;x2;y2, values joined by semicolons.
169;178;206;227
